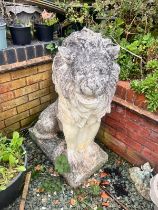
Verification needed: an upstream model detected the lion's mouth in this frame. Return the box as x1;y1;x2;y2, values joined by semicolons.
79;77;107;97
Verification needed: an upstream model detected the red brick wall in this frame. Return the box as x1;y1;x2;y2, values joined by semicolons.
98;81;158;171
0;62;57;135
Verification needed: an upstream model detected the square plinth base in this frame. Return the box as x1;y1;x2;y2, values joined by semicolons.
29;128;108;188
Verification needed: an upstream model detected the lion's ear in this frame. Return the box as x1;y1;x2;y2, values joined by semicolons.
58;46;75;64
106;45;120;60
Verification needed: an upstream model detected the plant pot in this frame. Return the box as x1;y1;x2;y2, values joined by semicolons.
34;23;54;42
0;146;27;209
0;23;7;50
9;26;32;45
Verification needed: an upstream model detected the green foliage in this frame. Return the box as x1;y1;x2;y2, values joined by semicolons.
146;60;158;71
131;69;158;112
55;154;70;174
43;17;58;26
118;34;158;80
0;132;26;191
66;2;92;26
89;185;100;196
31;164;46;180
40;10;58;26
46;42;58;54
40;177;62;193
92;0;158;41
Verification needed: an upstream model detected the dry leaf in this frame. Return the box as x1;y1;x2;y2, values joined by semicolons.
77;195;85;202
100;172;108;178
89;179;100;186
70;198;77;206
41;9;53;20
100;180;110;185
102;202;109;207
101;192;109;199
34;164;42;171
48;167;59;176
115;160;121;166
36;188;44;193
53;200;60;205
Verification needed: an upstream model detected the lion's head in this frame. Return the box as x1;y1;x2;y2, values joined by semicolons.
53;28;120;99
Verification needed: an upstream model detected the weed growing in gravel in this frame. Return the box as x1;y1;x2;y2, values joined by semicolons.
40;176;62;193
55;154;70;174
89;185;100;196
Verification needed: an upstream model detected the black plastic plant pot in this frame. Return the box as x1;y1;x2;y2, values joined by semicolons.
9;26;32;45
34;23;54;42
0;146;27;209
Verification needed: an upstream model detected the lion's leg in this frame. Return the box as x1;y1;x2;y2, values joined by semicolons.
32;100;60;139
76;121;100;151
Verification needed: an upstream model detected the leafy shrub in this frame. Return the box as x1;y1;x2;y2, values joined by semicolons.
92;0;158;41
0;132;26;191
118;34;158;80
52;0;158;112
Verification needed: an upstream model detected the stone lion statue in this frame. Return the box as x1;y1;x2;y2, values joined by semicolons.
31;28;120;187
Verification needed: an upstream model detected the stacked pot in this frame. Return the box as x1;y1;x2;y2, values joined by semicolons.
0;19;7;50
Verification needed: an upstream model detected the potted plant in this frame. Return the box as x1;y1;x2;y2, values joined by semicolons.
0;18;7;50
0;131;27;209
9;19;32;45
34;10;58;42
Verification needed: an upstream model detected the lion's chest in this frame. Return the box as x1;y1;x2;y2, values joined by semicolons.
57;92;108;128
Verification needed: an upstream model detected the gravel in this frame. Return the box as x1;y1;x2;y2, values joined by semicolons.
4;129;154;210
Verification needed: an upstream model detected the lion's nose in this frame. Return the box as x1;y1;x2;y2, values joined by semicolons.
80;80;93;96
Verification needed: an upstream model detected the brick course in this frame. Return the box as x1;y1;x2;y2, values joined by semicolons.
98;81;158;171
0;62;57;135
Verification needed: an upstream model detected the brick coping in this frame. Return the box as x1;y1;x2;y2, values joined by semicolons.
115;81;158;122
0;56;52;73
0;40;58;72
113;96;158;122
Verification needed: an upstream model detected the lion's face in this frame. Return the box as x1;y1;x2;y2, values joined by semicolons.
73;55;114;97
